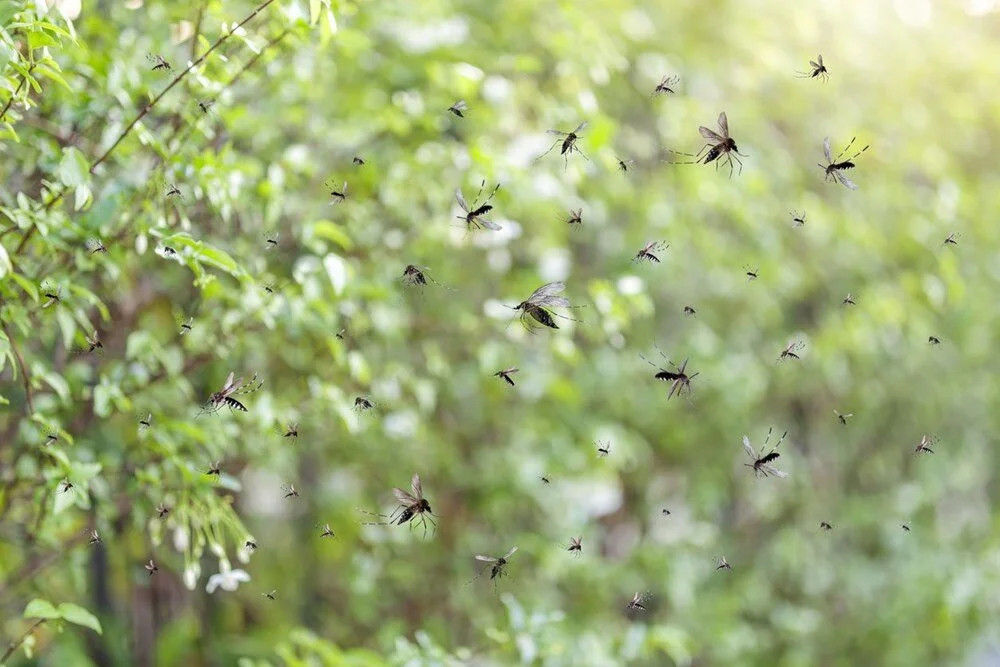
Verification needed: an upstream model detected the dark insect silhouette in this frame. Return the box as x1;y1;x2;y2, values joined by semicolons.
715;556;732;571
942;232;959;246
742;428;789;479
541;476;551;484
326;180;348;205
796;54;828;81
633;240;669;264
204;372;262;413
901;522;911;532
819;136;868;190
156;502;169;519
596;440;612;457
319;523;335;538
928;336;942;346
43;434;58;446
353;156;365;166
447;100;467;117
668;112;747;177
842;293;857;306
206;461;222;478
245;540;258;552
138;413;152;431
652;74;680;96
145;560;158;576
282;483;300;499
197;99;215;115
536;121;589;169
281;422;299;439
178;317;193;335
77;331;104;356
456;181;501;232
401;264;451;291
264;231;279;250
146;53;171;71
566;536;583;557
566;208;583;227
683;305;696;316
41;281;62;308
159;245;178;257
336;328;346;340
834;410;853;426
165;183;182;198
507;281;581;332
913;434;936;455
640;347;699;400
616;157;636;173
820;521;833;531
473;546;518;588
59;479;74;493
88;530;102;545
661;509;672;516
263;590;277;601
790;210;807;227
744;265;759;281
626;592;649;612
86;238;107;254
493;368;519;387
354;396;375;413
362;473;436;538
778;341;805;362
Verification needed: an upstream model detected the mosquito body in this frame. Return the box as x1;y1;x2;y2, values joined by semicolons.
661;508;672;516
652;74;680;96
362;474;436;537
353;156;365;166
566;208;583;227
835;410;853;426
901;523;911;532
156;503;169;519
536;121;589;169
566;536;583;557
80;331;104;355
264;232;279;250
790;210;807;227
473;546;518;587
319;523;335;538
455;181;501;231
197;99;215;115
820;521;833;531
447;100;467;117
138;413;152;430
596;440;612;457
928;336;942;346
165;183;182;198
683;305;696;316
507;281;581;332
282;483;300;499
145;560;158;576
245;540;258;551
59;479;74;493
206;461;222;477
146;53;171;71
796;54;828;81
668;112;747;177
264;590;277;600
179;317;193;335
354;396;375;413
913;434;936;455
942;232;959;246
401;264;451;290
204;371;263;414
88;530;101;545
640;347;699;400
744;266;759;281
842;293;857;306
159;246;177;256
742;428;789;479
617;157;635;173
41;282;62;308
326;180;348;205
86;238;107;254
715;556;732;571
541;476;551;484
626;592;649;612
633;240;669;264
494;368;519;386
819;136;869;190
778;341;805;362
281;422;299;439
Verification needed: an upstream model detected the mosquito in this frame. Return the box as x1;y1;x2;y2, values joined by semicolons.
326;180;348;205
834;410;853;426
796;54;828;81
197;99;215;115
473;546;518;588
633;240;669;263
640;348;699;400
913;434;936;455
206;461;222;477
715;556;732;571
790;210;807;227
362;473;436;537
493;368;519;387
616;157;636;173
156;502;169;519
820;521;833;531
43;434;58;446
263;590;277;601
778;341;804;362
507;281;581;332
319;523;335;538
652;74;680;96
456;181;501;232
566;536;583;557
743;429;789;479
86;238;107;254
145;560;158;576
41;282;62;308
401;264;451;290
264;231;279;250
626;592;649;612
596;440;612;457
842;293;857;306
353;156;365;166
536;121;589;169
281;422;299;439
668;112;747;177
336;328;346;340
901;522;911;532
78;331;104;356
447;100;467;117
744;265;759;281
541;476;551;484
178;317;193;335
683;305;696;316
282;483;300;499
204;371;263;413
59;479;74;493
138;413;152;430
88;530;102;545
661;509;672;516
146;53;171;71
165;183;182;198
928;336;942;346
819;136;868;190
354;396;375;413
245;539;258;551
942;232;959;246
159;245;178;257
566;208;583;227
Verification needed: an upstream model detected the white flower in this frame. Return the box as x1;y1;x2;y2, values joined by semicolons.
173;527;189;552
183;566;198;591
205;568;250;594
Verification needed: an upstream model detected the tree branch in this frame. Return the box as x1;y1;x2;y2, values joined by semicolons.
1;319;34;415
1;618;46;663
0;65;34;122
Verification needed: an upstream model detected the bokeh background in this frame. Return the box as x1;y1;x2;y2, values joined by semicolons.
3;0;1000;664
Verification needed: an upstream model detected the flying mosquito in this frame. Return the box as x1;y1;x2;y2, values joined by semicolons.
661;508;672;516
264;231;279;250
541;476;551;484
616;157;636;173
205;461;222;477
842;293;858;306
820;521;833;531
281;422;299;439
77;331;104;356
683;305;696;316
282;483;300;499
86;238;107;254
493;368;519;387
178;317;193;335
159;245;178;257
245;539;258;551
354;396;375;412
652;74;680;96
633;240;669;263
668;112;747;177
362;473;436;537
901;522;911;532
819;136;869;190
447;100;467;117
326;179;347;205
913;434;936;455
626;592;649;612
43;434;58;446
145;560;158;576
790;210;807;227
156;502;169;519
41;282;62;308
715;556;732;571
796;54;829;81
197;99;215;115
596;440;612;457
59;479;74;493
401;264;451;290
455;181;501;232
928;336;942;346
566;208;583;227
743;429;789;479
639;347;699;400
146;53;171;71
778;341;805;362
138;413;152;431
204;372;263;414
507;281;581;332
165;183;182;198
566;536;583;557
319;523;335;538
472;546;518;588
942;232;959;246
88;530;101;545
835;410;853;426
744;265;759;281
263;590;277;601
352;156;365;166
536;121;589;169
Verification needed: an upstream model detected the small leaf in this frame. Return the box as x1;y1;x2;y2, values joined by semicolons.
310;220;353;250
24;599;59;620
56;147;90;188
0;242;11;278
57;603;102;635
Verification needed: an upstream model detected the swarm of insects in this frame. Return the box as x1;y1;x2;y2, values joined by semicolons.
835;410;853;426
652;74;680;96
473;546;518;589
156;503;169;518
596;440;612;457
536;121;589;169
796;54;828;81
456;181;501;232
362;473;436;538
354;396;375;413
633;240;669;264
203;372;263;414
507;281;581;332
640;347;699;400
326;179;348;205
493;368;519;387
566;208;583;227
625;592;649;612
820;521;833;531
566;536;583;557
790;210;807;227
146;53;171;71
819;136;868;190
715;556;732;571
912;434;936;455
742;428;789;479
85;238;107;254
668;112;747;177
447;100;467;117
616;157;635;173
145;560;158;576
778;341;805;362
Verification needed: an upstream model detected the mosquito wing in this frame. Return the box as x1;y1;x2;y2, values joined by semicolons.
455;188;469;212
452;100;467;111
219;372;236;393
503;546;518;559
410;473;422;499
699;125;724;142
475;554;498;563
809;60;820;70
525;281;566;304
837;172;858;190
823;136;832;163
393;487;418;505
742;435;756;459
762;464;789;478
572;121;588;135
546;129;570;136
479;218;502;230
817;54;824;67
717;112;729;138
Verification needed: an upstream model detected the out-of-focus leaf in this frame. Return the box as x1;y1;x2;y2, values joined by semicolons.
57;603;102;635
23;599;60;620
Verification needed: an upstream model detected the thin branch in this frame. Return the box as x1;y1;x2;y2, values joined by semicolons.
1;319;34;415
1;618;46;663
0;65;34;121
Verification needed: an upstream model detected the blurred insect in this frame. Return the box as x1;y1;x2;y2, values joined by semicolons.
536;121;589;169
566;208;583;227
626;592;649;612
796;54;828;81
834;410;853;426
472;546;518;588
743;429;789;479
138;413;152;431
901;522;911;532
668;112;747;177
326;179;348;205
661;509;672;516
616;157;636;173
401;264;451;291
541;476;551;484
842;293;857;306
282;483;300;499
245;540;258;551
76;330;104;356
652;74;680;96
319;523;335;538
352;156;365;166
58;479;73;493
88;530;102;545
362;473;436;538
566;536;583;557
354;396;375;413
281;422;299;439
206;461;222;478
790;210;807;227
264;231;279;250
633;240;669;264
178;317;193;335
197;99;215;115
86;238;107;254
156;502;169;518
942;232;959;246
596;440;612;457
164;183;182;198
683;305;696;316
507;281;581;332
778;341;804;362
744;265;759;281
43;434;58;446
640;348;699;400
447;100;467;117
715;556;732;571
819;136;868;190
146;53;171;71
158;245;178;257
145;560;158;576
263;590;277;601
336;328;346;340
204;372;263;414
913;434;936;455
820;521;833;531
456;181;501;232
493;368;519;387
928;336;942;346
41;281;62;308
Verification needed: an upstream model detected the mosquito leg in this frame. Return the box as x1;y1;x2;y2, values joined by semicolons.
472;180;485;208
835;136;856;163
534;140;561;163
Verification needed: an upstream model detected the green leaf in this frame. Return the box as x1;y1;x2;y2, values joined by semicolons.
56;147;90;188
57;603;102;635
310;0;321;25
23;599;60;620
163;234;243;277
0;241;10;278
27;30;58;49
310;220;353;250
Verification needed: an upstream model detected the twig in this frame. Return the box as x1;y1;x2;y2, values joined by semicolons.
0;66;33;121
1;319;34;415
1;618;46;662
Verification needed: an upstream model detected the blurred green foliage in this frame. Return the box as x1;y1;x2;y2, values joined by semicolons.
2;0;1000;664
